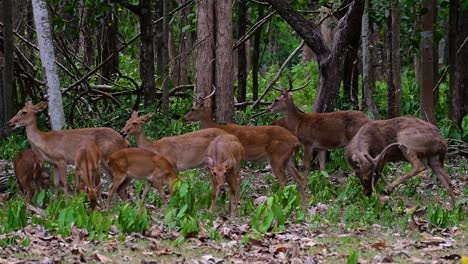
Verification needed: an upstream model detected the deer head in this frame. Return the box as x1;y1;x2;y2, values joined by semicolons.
120;111;152;138
269;88;293;113
184;86;216;122
85;182;103;210
8;101;48;129
206;157;229;193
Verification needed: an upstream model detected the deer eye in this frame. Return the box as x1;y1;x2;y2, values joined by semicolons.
213;172;217;176
21;111;27;115
132;122;138;125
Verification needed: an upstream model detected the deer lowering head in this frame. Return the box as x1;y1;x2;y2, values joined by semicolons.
8;101;48;129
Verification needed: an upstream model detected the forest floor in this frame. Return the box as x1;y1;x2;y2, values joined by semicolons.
0;157;467;264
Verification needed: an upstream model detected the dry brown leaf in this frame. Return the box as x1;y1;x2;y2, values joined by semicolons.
93;253;113;263
368;241;387;250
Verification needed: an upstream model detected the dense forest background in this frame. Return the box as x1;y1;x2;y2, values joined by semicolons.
0;0;467;137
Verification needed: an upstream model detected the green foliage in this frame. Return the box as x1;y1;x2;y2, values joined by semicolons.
251;185;303;233
0;200;28;233
117;202;149;234
347;251;359;264
427;204;464;228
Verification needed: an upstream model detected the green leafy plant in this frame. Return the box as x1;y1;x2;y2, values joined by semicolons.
1;200;28;233
427;204;464;228
117;202;149;234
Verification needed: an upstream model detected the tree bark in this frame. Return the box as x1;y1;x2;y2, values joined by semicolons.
420;0;436;124
195;0;215;109
31;0;65;130
161;0;170;114
266;0;364;112
361;0;379;118
98;7;119;83
214;0;234;122
252;6;264;105
140;0;156;106
391;0;401;116
78;0;95;67
2;0;16;125
236;0;248;110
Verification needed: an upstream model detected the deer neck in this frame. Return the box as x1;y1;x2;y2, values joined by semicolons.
284;99;303;131
199;109;218;129
135;131;152;147
25;119;47;150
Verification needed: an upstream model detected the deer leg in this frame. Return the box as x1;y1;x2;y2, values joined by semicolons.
56;163;68;196
106;175;126;209
227;170;240;216
210;181;219;213
303;145;314;177
428;156;457;205
141;181;152;202
385;148;425;194
318;149;327;171
116;178;131;201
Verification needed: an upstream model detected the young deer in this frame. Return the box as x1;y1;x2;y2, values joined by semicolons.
269;89;370;176
14;149;50;202
184;102;307;197
74;141;103;210
8;101;129;196
206;134;244;215
345;116;457;205
120;111;227;172
106;148;178;208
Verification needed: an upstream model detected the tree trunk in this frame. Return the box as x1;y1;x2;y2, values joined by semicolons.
252;6;264;105
420;0;436;124
361;0;379;118
342;39;359;109
98;7;119;83
2;0;16;126
161;0;170;114
266;0;364;113
433;0;439;105
391;0;401;116
140;0;156;106
236;0;247;110
78;0;95;67
31;0;65;130
449;0;468;129
195;0;215;109
214;0;234;122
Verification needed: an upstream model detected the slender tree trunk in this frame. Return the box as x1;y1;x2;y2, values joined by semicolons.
2;0;16;125
342;44;359;109
433;0;439;105
140;0;155;106
420;0;436;124
361;0;379;118
391;0;401;116
195;0;215;109
161;0;170;114
236;0;247;110
31;0;65;130
214;0;234;122
98;8;119;83
252;6;264;105
79;0;95;67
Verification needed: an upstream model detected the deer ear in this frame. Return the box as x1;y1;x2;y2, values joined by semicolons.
131;111;138;118
96;181;103;191
352;154;360;168
140;113;152;123
33;101;48;112
206;157;214;168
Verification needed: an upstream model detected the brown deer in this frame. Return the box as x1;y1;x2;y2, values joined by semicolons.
74;141;103;209
184;101;307;197
14;149;50;202
269;89;371;176
205;134;244;215
345;116;457;205
120;111;227;172
8;101;129;196
106;148;178;208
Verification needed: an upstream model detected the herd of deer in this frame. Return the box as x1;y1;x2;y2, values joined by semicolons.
7;89;457;214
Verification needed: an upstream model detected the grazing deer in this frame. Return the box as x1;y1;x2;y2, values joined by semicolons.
14;149;50;202
120;111;227;172
269;89;370;176
74;141;103;209
8;101;129;196
106;148;178;208
184;99;307;197
206;134;244;215
345;116;457;205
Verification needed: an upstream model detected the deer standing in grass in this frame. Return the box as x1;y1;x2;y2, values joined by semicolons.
345;116;457;205
74;141;103;209
184;95;307;197
119;111;227;172
269;89;371;176
106;148;178;208
14;149;51;202
206;134;244;215
8;101;129;196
